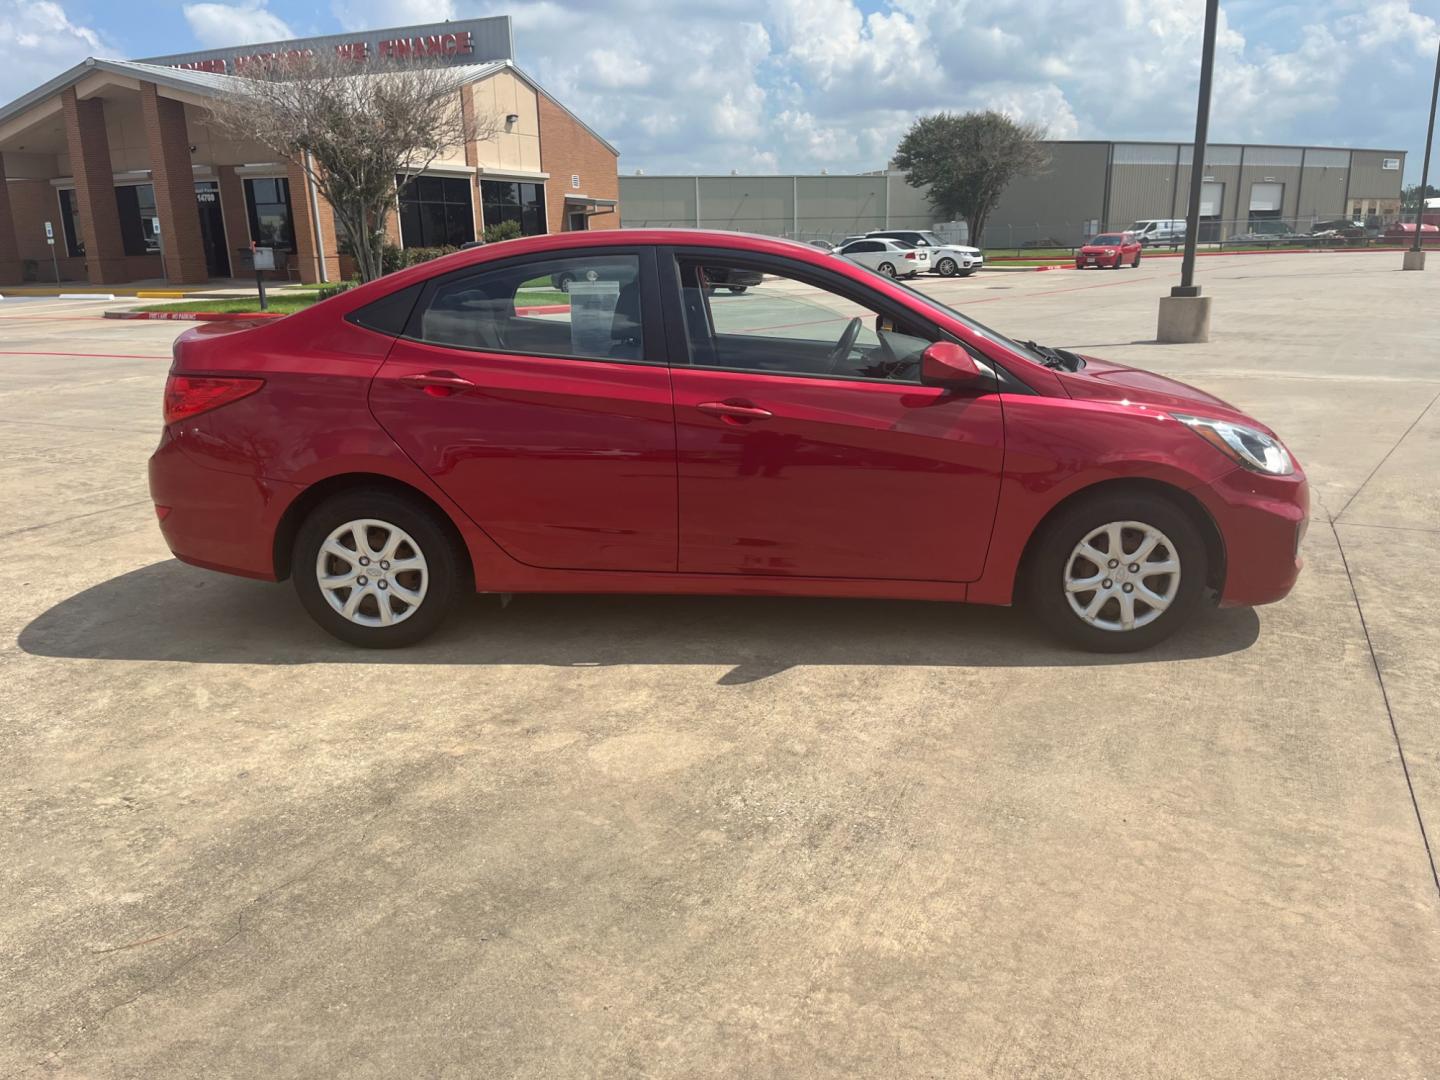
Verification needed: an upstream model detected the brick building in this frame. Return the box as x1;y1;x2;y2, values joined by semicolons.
0;16;620;287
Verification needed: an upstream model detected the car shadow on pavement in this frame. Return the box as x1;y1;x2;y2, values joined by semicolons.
18;559;1260;681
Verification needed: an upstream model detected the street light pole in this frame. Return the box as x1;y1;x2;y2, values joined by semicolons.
1156;0;1220;341
1405;36;1439;266
1177;0;1219;295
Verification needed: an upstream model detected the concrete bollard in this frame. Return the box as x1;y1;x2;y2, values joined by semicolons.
1156;294;1213;343
1402;250;1427;271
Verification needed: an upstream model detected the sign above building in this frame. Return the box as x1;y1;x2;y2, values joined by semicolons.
135;15;513;76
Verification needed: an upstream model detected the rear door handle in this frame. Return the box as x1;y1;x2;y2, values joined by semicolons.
399;371;475;396
696;400;773;421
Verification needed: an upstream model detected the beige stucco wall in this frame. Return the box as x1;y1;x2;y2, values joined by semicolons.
471;69;541;174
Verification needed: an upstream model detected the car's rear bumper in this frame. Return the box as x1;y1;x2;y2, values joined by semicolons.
1191;466;1309;607
147;429;301;581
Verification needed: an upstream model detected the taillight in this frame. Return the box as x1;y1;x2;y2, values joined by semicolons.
905;252;917;260
163;375;264;425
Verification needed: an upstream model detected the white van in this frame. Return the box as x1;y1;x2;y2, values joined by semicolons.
1129;219;1187;246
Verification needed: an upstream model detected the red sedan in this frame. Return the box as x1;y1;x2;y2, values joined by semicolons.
149;229;1307;652
1076;231;1142;269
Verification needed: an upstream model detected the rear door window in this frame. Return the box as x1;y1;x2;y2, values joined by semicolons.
408;254;646;362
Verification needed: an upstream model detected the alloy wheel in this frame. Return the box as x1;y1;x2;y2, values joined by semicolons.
1063;520;1181;632
315;518;429;627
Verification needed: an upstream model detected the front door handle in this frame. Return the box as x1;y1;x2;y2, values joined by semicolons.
696;400;773;421
399;371;475;396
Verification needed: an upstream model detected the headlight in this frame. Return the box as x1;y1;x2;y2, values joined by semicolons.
1172;413;1294;475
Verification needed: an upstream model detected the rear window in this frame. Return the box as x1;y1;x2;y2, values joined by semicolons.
408;254;645;363
347;283;422;336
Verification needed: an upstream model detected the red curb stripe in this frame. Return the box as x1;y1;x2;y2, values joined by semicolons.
103;310;287;321
0;350;170;359
515;304;571;315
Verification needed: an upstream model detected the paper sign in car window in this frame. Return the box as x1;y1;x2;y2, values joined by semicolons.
567;280;621;357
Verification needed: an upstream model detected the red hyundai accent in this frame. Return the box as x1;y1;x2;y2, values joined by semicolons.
149;230;1307;652
1076;231;1142;269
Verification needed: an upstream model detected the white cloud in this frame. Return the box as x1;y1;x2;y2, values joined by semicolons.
331;0;455;33
182;1;294;48
0;0;104;106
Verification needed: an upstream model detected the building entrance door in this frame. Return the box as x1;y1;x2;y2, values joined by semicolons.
568;210;589;232
194;182;231;278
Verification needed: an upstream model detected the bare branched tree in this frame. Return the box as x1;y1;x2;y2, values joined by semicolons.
209;54;501;281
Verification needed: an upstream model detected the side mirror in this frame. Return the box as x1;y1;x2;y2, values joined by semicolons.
920;341;984;389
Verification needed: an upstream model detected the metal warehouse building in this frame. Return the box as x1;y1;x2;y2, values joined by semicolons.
621;140;1407;247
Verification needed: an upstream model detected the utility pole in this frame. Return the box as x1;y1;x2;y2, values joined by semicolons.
1157;0;1219;342
1403;36;1439;270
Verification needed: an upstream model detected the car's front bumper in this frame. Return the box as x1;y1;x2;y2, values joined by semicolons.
1191;465;1309;607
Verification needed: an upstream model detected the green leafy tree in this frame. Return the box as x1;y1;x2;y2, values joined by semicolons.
893;111;1049;247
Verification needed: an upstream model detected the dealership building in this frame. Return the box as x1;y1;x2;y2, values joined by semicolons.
620;140;1408;247
0;16;620;287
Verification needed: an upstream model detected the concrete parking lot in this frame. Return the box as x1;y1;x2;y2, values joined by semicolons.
3;252;1438;1078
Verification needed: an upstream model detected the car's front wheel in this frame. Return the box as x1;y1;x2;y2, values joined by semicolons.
293;491;466;648
1026;493;1208;652
936;257;958;277
1132;252;1142;267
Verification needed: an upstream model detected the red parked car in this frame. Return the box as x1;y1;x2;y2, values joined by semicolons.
1076;231;1142;269
149;229;1307;652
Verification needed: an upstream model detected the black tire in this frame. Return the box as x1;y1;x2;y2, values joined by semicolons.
1025;492;1208;652
554;272;575;293
727;285;748;294
1132;253;1141;267
877;262;897;277
293;490;466;648
936;257;958;277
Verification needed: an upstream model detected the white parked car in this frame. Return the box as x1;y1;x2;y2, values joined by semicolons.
865;230;984;277
834;238;930;278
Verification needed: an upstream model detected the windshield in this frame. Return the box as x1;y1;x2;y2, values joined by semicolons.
1090;234;1123;245
888;277;1046;365
918;232;947;247
1129;222;1151;232
890;240;916;249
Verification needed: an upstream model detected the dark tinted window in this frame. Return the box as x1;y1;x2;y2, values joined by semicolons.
397;175;475;248
245;178;295;252
413;254;643;362
347;283;423;336
58;188;84;257
115;184;158;256
480;180;547;236
841;241;881;253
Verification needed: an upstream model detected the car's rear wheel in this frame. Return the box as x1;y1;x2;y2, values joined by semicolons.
1026;493;1207;652
877;262;897;277
1132;252;1141;267
936;257;958;277
554;271;576;292
293;491;465;648
727;285;748;294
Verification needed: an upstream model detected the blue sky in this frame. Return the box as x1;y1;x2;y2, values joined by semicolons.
5;0;1438;182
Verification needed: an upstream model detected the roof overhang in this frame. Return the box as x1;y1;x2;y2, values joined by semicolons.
564;194;618;216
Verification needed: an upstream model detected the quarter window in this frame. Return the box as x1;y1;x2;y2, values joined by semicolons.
414;254;644;362
480;180;547;236
397;175;475;249
676;258;934;382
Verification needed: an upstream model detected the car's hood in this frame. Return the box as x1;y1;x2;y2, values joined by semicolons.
941;245;981;255
1053;356;1268;430
1078;244;1119;253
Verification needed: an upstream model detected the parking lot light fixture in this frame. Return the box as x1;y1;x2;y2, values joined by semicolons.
1157;0;1219;341
1403;36;1439;271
